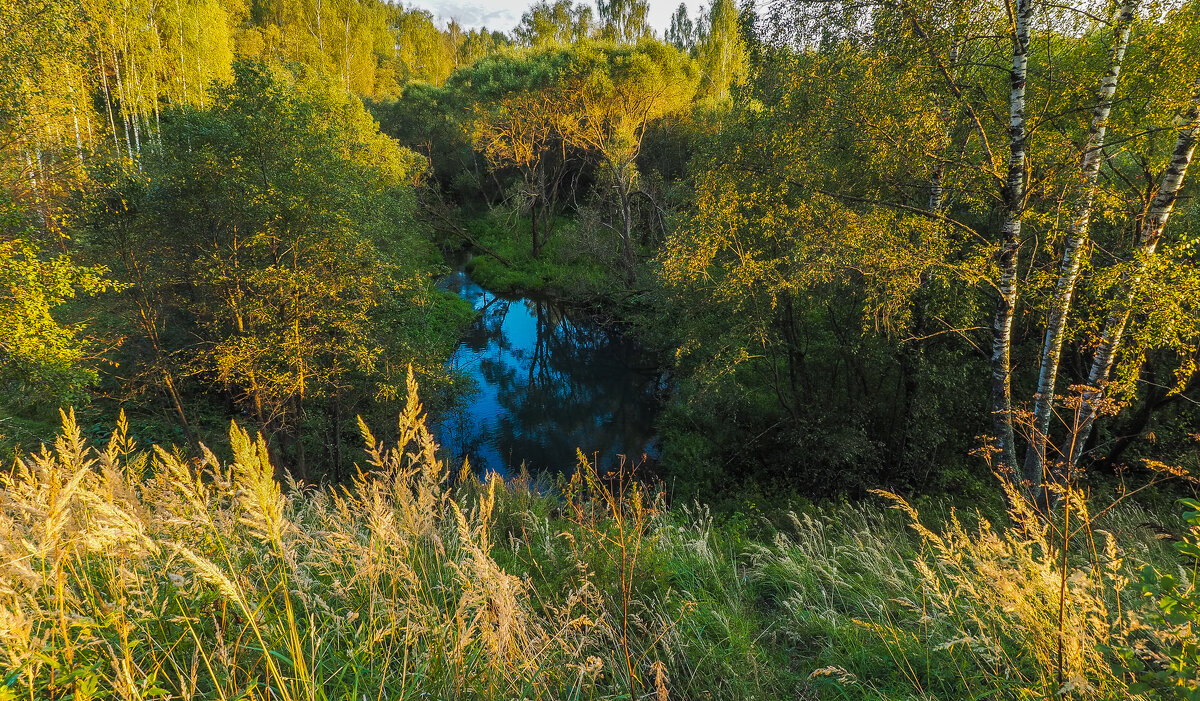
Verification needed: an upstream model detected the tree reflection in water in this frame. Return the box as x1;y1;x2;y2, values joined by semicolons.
434;269;661;477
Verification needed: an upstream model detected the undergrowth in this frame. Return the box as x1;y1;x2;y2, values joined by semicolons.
463;211;614;299
2;372;1197;699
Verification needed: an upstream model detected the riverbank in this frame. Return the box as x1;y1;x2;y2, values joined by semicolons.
460;212;631;309
3;384;1194;700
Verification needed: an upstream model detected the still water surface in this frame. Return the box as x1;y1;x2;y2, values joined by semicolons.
433;268;661;476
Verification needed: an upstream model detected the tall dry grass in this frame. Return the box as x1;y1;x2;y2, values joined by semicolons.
747;478;1187;699
2;372;1193;700
0;371;671;699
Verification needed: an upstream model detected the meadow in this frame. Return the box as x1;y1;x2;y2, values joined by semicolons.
3;373;1197;700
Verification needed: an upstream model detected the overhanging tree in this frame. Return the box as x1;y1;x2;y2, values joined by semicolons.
557;40;698;281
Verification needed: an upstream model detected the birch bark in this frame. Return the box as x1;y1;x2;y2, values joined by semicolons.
1070;74;1200;466
991;0;1033;477
99;48;121;158
1023;0;1138;485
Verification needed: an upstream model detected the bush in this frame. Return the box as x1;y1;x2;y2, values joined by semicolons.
1124;498;1200;698
464;210;614;298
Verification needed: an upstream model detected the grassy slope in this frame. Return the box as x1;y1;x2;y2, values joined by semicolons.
462;212;617;301
0;377;1191;700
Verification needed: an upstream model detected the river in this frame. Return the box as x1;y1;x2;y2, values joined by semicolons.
433;268;662;477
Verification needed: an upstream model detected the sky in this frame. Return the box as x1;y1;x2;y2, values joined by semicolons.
406;0;707;35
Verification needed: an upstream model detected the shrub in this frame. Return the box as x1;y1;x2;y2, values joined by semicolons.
1123;498;1200;698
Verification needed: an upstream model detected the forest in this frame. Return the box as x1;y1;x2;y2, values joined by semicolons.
2;0;1199;697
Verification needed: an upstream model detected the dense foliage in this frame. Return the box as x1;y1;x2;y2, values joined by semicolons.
2;0;1198;485
3;0;1200;695
82;63;463;478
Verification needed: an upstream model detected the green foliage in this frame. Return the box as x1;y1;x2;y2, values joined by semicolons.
462;211;614;297
1126;498;1200;698
667;3;696;53
451;40;697;265
652;0;1200;490
596;0;651;44
695;0;748;100
367;82;476;194
554;39;700;161
515;0;595;47
0;197;112;407
80;61;463;477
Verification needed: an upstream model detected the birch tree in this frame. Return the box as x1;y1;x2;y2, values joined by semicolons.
1070;74;1200;466
1023;0;1139;485
514;0;594;47
657;0;1200;490
987;0;1032;478
696;0;748;100
597;0;651;44
667;3;696;52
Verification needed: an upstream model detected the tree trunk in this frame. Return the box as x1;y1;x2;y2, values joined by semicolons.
333;393;344;481
616;161;636;285
1070;74;1200;466
1100;365;1198;470
162;370;197;447
531;189;542;257
67;65;84;164
530;163;545;257
99;48;121;158
111;46;134;161
293;398;308;482
344;14;351;91
1023;0;1138;486
990;0;1032;478
927;43;961;214
176;0;187;103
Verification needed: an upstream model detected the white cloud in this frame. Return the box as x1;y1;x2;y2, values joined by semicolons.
416;0;524;30
410;0;706;34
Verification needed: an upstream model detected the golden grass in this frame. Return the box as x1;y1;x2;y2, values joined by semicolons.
1;371;1192;700
0;371;658;699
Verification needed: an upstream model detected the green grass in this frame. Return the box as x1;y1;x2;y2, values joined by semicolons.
1;375;1194;699
463;211;617;299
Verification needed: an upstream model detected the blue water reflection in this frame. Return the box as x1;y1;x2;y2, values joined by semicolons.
433;269;661;477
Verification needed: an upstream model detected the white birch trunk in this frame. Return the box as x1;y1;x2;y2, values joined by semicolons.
194;17;204;107
177;0;187;103
99;48;121;158
24;146;39;204
344;14;352;91
67;65;84;163
928;45;961;213
317;0;324;52
131;62;145;160
1023;0;1138;485
150;24;165;151
991;0;1032;477
1070;74;1200;466
112;47;134;160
